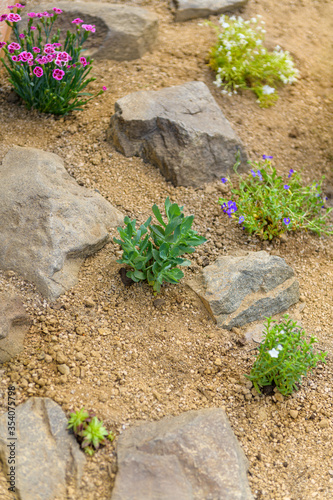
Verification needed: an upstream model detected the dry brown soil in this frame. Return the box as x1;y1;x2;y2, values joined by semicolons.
0;0;333;499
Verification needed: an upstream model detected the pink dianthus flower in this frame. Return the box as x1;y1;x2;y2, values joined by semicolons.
72;18;83;24
102;86;107;91
32;47;40;53
0;42;7;49
52;68;65;80
33;66;43;77
27;12;36;18
31;26;36;30
0;14;8;22
15;3;25;7
44;46;55;55
19;33;25;39
7;42;21;53
79;56;87;67
18;51;33;62
11;55;18;61
7;13;21;22
52;8;62;14
82;24;95;32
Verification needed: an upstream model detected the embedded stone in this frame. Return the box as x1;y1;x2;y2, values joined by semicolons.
188;251;299;329
25;2;158;60
0;398;85;499
0;146;123;300
173;0;249;22
108;81;247;187
111;408;253;500
0;293;31;364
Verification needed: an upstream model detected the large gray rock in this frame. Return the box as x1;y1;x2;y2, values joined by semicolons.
173;0;249;22
0;146;123;300
27;2;158;60
108;81;247;187
0;398;85;500
0;293;31;364
111;408;253;500
188;251;299;329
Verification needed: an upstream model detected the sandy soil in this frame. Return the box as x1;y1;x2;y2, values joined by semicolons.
0;0;333;499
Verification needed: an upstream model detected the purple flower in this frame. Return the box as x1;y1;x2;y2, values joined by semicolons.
222;200;237;218
263;155;273;160
0;42;7;49
0;14;8;22
238;216;245;224
33;66;43;77
288;169;294;178
19;33;25;39
221;177;228;184
283;218;291;225
257;170;263;181
284;185;290;190
52;68;65;80
251;169;256;177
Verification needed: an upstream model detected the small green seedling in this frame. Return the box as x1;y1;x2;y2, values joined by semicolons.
67;409;114;456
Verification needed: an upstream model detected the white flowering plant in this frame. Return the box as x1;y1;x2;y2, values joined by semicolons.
207;15;299;106
246;315;327;396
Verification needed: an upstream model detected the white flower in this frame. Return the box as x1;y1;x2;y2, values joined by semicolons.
280;329;285;334
262;85;275;95
268;348;280;358
251;17;257;23
238;33;245;39
222;22;230;28
232;66;237;71
277;344;283;351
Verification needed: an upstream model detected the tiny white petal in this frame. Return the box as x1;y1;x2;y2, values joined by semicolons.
268;348;279;358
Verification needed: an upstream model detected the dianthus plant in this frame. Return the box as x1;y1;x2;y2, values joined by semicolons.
0;4;105;114
114;197;206;293
246;315;327;396
219;155;332;240
207;15;299;106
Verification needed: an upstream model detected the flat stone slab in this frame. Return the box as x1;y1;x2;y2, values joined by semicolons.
0;398;85;500
0;146;123;300
173;0;249;22
24;2;158;60
188;251;300;329
111;408;253;500
0;293;31;364
108;81;247;187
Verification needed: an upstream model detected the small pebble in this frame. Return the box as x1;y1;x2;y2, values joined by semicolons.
289;410;298;419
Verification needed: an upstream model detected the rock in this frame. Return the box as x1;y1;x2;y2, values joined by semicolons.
111;408;253;500
83;297;96;308
58;364;70;376
188;251;299;329
244;323;265;343
319;418;330;429
214;357;222;366
108;81;247;187
0;397;85;499
0;146;123;300
0;293;31;364
173;0;249;22
26;2;158;61
289;410;298;419
257;409;268;421
274;392;284;403
56;352;68;364
76;327;86;336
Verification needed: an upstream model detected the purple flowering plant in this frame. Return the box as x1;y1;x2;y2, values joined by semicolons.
0;5;105;114
218;155;332;240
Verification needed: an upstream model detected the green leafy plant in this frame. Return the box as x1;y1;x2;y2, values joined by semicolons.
219;155;332;240
207;14;299;106
0;5;105;114
246;315;327;396
113;197;206;293
67;409;114;456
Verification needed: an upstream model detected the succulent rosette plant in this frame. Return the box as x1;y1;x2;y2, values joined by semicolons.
0;4;106;114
